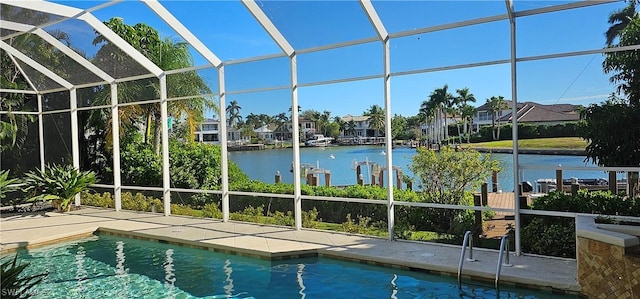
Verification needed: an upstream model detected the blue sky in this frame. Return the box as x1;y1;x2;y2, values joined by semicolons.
50;0;626;119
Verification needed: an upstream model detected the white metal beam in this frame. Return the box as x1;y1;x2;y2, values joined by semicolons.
7;54;39;93
141;0;223;68
160;74;171;216
37;94;45;171
505;0;515;23
515;0;619;18
241;0;295;57
0;40;73;89
382;40;394;241
70;88;81;207
2;0;84;18
290;54;302;230
0;89;37;94
110;84;122;211
218;65;230;222
359;0;389;41
78;13;164;77
34;28;115;83
506;0;522;256
360;0;394;240
390;14;508;40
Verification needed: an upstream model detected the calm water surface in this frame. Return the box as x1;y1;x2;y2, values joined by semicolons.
229;146;603;192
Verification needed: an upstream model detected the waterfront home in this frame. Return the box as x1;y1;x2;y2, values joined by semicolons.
194;118;221;144
473;101;580;132
254;125;274;141
339;114;369;137
194;119;249;145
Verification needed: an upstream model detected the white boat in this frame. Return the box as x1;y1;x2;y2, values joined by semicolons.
305;134;334;147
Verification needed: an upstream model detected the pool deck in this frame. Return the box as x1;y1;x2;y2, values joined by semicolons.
0;207;579;294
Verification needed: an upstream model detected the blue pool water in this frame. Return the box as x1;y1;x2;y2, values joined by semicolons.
5;234;575;298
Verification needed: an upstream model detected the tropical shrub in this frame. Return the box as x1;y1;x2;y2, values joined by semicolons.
0;170;22;208
202;202;222;219
0;254;47;299
24;164;96;211
119;141;162;186
410;146;500;204
302;208;320;228
118;139;248;207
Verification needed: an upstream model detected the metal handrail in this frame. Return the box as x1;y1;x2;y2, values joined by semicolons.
495;234;513;289
457;231;476;287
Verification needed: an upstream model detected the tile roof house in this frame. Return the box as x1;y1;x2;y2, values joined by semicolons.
473;101;580;132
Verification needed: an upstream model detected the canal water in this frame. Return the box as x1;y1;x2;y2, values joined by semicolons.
228;146;603;192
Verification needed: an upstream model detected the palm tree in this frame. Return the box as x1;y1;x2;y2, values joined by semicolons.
258;114;274;129
487;96;508;140
605;1;638;46
334;116;346;136
226;100;243;128
245;113;258;129
426;85;454;144
455;87;476;143
419;100;437;145
459;103;476;143
272;112;289;140
346;120;357;137
319;110;331;136
95;18;216;154
364;105;385;138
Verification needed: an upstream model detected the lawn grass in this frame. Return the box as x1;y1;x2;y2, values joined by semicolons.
469;137;588;150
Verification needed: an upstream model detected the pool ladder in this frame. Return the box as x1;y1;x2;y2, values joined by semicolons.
457;231;476;287
495;234;513;289
458;232;513;290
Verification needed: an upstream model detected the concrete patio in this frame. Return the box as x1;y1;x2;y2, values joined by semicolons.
0;207;580;295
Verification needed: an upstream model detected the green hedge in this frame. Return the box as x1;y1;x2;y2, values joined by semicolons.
522;190;640;258
81;183;480;238
468;122;580;142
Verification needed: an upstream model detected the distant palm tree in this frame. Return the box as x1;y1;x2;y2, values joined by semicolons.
245;113;261;129
226;100;242;128
346;120;357;137
459;103;476;143
423;85;453;144
364;105;385;137
334;116;345;136
258;114;274;129
486;96;508;140
419;100;437;144
272;112;289;140
605;1;638;46
455;87;476;143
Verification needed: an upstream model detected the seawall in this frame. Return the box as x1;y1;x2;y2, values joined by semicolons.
472;147;586;156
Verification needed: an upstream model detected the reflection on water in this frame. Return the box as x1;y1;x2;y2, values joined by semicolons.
115;241;129;297
224;259;234;296
74;246;87;296
390;274;398;299
297;264;306;299
164;249;176;297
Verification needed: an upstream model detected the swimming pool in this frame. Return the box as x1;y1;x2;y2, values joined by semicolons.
5;234;574;298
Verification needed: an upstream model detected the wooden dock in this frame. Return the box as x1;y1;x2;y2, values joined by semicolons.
483;192;533;238
485;192;533;215
228;143;265;151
